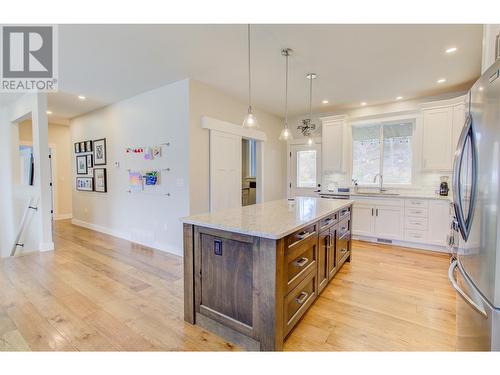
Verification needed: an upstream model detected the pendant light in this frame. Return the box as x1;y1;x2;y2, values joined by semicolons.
297;73;317;146
279;48;293;141
242;24;259;129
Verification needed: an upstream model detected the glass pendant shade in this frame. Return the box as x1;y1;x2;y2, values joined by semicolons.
306;135;314;146
279;125;293;140
242;107;259;129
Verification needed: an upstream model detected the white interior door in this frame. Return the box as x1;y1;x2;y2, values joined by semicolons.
210;130;242;212
290;143;321;197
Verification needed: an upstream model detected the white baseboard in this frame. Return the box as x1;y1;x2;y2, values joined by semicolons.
55;213;73;220
352;235;450;254
39;242;55;252
70;218;182;256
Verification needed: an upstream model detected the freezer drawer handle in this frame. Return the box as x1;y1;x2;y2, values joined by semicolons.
448;260;488;318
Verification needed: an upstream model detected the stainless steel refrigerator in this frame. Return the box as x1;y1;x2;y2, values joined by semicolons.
449;58;500;351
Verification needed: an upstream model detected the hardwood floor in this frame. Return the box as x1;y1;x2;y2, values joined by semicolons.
0;220;456;351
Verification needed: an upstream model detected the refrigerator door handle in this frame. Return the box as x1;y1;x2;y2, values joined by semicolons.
452;114;477;241
448;259;488;318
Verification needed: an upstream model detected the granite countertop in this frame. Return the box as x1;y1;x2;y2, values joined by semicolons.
182;197;353;240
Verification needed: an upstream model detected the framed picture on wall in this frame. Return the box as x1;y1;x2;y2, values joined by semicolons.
76;155;88;174
76;177;93;191
93;138;107;165
80;141;86;153
86;154;93;168
94;168;107;193
85;140;93;152
74;143;81;153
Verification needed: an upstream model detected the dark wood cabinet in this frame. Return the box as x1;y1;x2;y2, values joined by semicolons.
318;229;330;293
184;203;353;351
327;224;338;280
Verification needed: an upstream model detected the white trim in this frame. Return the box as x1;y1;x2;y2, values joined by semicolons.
352;236;449;254
320;114;346;123
419;95;466;110
39;241;54;252
55;213;72;220
201;116;267;141
71;218;182;256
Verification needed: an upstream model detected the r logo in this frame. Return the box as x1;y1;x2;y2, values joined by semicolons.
2;26;53;78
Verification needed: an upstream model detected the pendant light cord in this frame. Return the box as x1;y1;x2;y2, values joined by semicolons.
284;51;289;127
247;24;251;110
309;74;313;118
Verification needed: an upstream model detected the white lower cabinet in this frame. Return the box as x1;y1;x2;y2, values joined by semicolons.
352;197;451;251
352;200;403;240
352;204;374;236
374;206;403;240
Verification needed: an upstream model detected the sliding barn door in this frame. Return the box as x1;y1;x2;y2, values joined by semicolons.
210;130;242;212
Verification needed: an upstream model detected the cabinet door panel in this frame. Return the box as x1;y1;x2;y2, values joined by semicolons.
422;107;453;171
322;122;343;173
374;206;403;240
428;201;451;246
352;205;374;237
318;230;329;293
327;227;337;280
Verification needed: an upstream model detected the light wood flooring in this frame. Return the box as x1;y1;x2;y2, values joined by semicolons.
0;220;456;351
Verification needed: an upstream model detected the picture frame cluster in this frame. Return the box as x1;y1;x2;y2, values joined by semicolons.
75;138;107;193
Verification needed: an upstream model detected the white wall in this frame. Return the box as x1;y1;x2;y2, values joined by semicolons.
70;80;191;256
188;79;286;214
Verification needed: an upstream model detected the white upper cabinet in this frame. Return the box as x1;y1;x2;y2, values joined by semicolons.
422;106;453;171
421;98;465;172
452;103;466;156
320;115;345;174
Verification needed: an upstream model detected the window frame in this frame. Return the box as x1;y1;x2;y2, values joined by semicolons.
350;116;417;188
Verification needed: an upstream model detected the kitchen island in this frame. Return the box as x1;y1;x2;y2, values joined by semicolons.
182;197;353;351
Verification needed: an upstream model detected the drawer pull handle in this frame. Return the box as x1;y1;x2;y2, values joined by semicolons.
341;248;347;254
295;231;310;240
294;257;309;268
340;226;347;231
295;291;309;305
324;218;333;225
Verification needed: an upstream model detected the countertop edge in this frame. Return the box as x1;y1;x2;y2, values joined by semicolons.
182;200;353;240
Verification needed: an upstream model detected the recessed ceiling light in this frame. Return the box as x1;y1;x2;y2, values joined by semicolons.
479;86;484;91
78;95;86;100
361;102;367;106
437;78;446;84
46;110;52;115
445;47;457;54
322;99;329;104
396;96;403;100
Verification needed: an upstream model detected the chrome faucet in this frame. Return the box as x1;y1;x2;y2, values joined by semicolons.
373;173;385;193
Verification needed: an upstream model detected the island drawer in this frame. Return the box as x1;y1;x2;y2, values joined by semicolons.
337;217;350;238
284;268;317;336
285;235;317;293
338;206;351;221
285;223;318;250
319;213;338;231
336;232;350;268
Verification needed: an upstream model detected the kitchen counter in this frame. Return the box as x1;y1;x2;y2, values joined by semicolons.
183;197;353;351
351;192;452;201
182;197;353;239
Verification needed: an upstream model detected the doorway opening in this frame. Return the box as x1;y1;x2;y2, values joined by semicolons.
288;141;322;198
242;139;258;206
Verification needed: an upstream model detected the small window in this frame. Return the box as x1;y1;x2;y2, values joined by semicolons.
297;149;317;188
352;120;414;185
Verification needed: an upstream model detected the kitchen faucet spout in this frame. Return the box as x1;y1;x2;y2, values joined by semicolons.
373;173;385;193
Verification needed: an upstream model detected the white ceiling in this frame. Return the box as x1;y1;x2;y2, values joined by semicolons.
1;24;483;119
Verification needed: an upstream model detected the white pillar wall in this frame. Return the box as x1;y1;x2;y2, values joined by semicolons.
31;94;54;251
0;93;53;257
